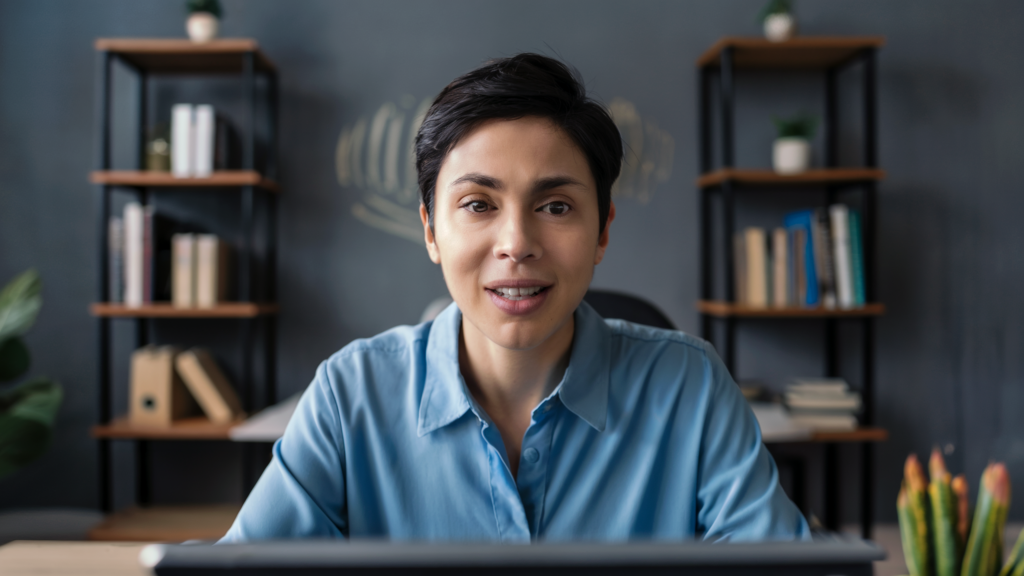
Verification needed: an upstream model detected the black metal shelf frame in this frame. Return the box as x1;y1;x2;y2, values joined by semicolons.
94;48;279;512
696;46;879;538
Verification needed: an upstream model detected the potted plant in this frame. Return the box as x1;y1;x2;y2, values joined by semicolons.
0;270;62;479
772;114;816;174
760;0;796;42
186;0;222;44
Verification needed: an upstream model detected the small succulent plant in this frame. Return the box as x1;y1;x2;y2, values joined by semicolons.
186;0;222;18
773;114;818;139
759;0;793;21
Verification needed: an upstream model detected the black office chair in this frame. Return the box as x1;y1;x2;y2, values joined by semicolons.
583;290;675;330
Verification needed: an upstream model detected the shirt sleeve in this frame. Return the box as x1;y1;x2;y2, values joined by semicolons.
695;344;811;541
219;361;347;542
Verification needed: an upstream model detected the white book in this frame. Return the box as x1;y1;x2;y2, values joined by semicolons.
123;202;145;307
193;105;215;177
785;393;862;411
789;413;858;431
171;104;194;177
172;234;196;308
196;234;229;308
830;204;855;309
788;378;849;394
745;227;768;307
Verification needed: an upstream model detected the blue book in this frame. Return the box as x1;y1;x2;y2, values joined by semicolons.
784;210;819;306
848;210;866;306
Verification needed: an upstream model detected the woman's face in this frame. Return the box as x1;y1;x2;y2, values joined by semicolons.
421;116;613;351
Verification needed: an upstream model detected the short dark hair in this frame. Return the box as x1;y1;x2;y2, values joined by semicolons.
415;53;622;234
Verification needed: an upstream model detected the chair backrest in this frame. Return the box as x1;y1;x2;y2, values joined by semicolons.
583;290;675;330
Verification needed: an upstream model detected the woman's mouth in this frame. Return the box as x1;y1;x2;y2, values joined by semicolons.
488;286;548;301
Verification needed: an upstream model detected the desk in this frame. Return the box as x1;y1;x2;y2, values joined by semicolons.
0;541;149;576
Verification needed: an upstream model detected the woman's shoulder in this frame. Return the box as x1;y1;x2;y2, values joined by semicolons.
603;318;712;358
318;321;433;388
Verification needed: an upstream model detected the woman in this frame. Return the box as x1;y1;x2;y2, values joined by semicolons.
222;53;809;542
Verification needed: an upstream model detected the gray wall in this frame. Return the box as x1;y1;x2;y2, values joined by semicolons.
1;0;1022;524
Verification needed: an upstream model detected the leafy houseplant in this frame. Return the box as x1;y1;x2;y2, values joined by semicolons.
0;270;63;479
186;0;223;44
759;0;796;42
772;114;817;174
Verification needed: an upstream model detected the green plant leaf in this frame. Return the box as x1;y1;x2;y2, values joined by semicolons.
0;378;63;427
0;270;42;343
0;416;51;480
0;337;30;383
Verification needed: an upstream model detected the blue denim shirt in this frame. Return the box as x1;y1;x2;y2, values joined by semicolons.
221;301;809;542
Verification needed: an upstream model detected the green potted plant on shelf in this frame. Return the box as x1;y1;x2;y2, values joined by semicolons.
0;270;63;480
760;0;797;42
772;113;817;174
186;0;222;44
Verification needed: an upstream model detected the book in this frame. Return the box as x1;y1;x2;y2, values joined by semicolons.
772;227;788;307
785;393;862;411
196;234;230;307
128;345;199;427
171;104;193;177
813;209;837;308
175;349;245;424
793;227;806;305
849;209;866;306
788;378;850;395
107;216;124;303
123;202;145;307
172;233;197;308
733;232;747;304
784;210;818;306
745;227;768;307
830;204;855;309
142;207;177;303
193;104;215;177
789;413;857;431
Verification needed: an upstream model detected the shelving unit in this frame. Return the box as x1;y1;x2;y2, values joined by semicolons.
91;38;279;541
696;37;885;538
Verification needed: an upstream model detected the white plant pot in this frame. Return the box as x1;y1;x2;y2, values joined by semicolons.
763;13;796;42
773;137;810;174
187;12;219;43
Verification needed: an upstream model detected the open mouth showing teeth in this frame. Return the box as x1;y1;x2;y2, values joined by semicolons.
489;286;548;301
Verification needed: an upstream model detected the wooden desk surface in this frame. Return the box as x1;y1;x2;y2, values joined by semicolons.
0;541;151;576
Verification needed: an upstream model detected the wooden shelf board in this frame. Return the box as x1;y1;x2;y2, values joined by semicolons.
88;504;240;542
809;427;889;443
92;416;242;440
697;168;885;189
697;300;885;318
90;302;278;318
94;38;275;73
697;36;885;69
91;170;279;192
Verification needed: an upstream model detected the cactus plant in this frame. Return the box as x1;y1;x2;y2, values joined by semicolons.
900;454;933;576
930;449;961;576
962;463;1011;576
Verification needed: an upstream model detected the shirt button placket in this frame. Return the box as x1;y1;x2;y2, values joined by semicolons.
516;405;556;537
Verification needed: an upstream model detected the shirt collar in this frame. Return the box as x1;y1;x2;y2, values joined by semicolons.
417;300;611;437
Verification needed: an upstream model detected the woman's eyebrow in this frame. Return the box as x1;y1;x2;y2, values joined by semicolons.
449;172;503;190
531;175;586;195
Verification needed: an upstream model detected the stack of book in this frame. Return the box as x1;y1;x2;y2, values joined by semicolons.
171;103;239;177
107;204;231;308
733;204;866;309
129;346;245;426
784;378;861;431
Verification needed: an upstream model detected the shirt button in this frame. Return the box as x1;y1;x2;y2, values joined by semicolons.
523;447;540;463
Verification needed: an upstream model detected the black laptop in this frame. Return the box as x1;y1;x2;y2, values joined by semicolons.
141;535;885;576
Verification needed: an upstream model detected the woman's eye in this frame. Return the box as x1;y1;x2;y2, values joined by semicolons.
540;202;571;215
463;201;489;213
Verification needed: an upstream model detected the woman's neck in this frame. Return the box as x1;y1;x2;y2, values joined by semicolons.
458;314;574;476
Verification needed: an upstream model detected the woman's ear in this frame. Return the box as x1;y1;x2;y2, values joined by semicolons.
420;203;442;264
594;201;616;265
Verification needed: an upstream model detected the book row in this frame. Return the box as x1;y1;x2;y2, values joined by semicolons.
734;204;866;309
169;103;240;177
107;203;231;307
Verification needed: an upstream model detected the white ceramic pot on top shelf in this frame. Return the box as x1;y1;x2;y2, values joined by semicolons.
187;12;219;43
773;137;810;174
764;13;796;42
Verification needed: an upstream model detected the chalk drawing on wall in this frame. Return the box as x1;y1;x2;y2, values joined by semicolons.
337;96;674;244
